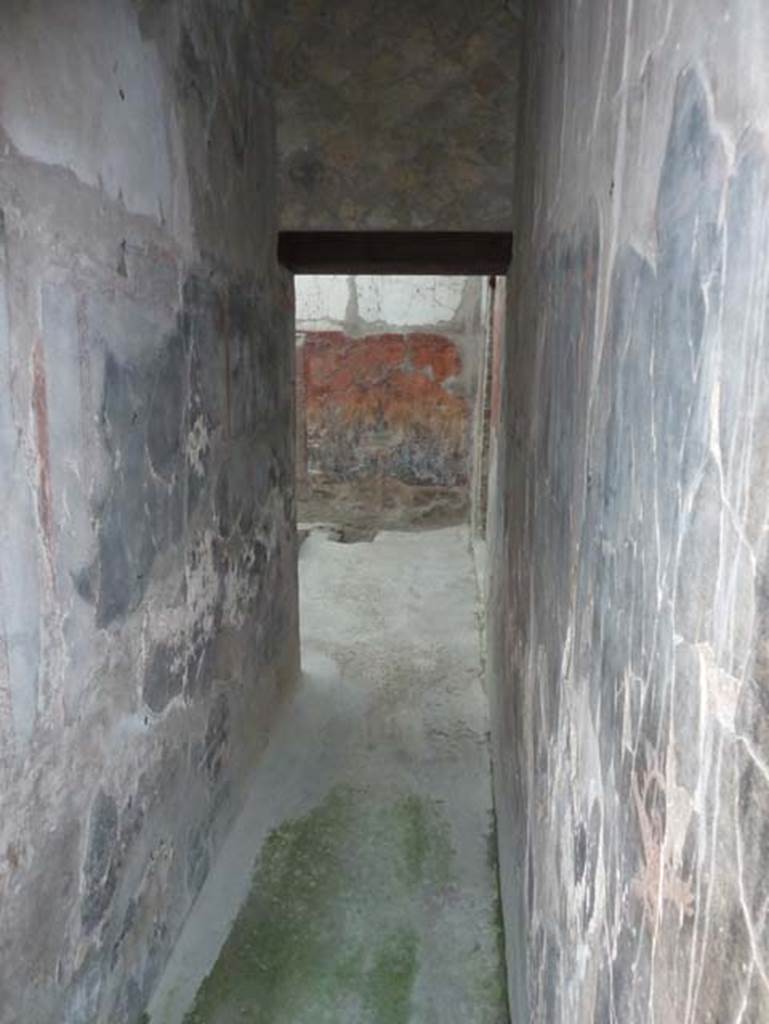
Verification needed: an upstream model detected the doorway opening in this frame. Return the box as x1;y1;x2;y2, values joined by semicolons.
281;229;511;546
294;273;500;537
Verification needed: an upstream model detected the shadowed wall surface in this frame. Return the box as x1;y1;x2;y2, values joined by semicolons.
270;0;523;230
488;1;769;1020
0;3;298;1022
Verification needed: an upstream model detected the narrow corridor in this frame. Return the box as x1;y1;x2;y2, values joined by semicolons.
5;5;769;1020
149;527;507;1024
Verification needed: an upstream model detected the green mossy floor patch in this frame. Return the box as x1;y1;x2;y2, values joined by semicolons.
182;785;454;1024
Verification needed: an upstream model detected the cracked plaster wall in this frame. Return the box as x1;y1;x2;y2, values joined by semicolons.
0;3;298;1022
487;2;769;1022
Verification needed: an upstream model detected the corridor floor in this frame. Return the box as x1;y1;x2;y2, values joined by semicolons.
148;526;507;1024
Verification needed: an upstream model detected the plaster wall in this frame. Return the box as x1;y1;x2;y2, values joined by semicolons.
0;3;297;1022
270;0;523;231
488;2;769;1021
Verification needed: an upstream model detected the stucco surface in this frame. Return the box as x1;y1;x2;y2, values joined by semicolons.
0;4;298;1022
270;0;522;230
488;2;769;1021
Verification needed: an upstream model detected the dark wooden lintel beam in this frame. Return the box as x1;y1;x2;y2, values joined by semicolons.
277;231;512;275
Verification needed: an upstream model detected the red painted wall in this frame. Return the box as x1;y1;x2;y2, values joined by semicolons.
299;330;471;491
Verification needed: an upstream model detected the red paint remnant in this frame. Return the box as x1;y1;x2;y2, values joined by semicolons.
32;341;55;557
408;333;462;382
300;330;470;487
303;331;465;422
305;332;407;396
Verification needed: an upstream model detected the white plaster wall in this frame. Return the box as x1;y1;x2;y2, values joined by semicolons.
295;275;471;332
0;1;186;232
